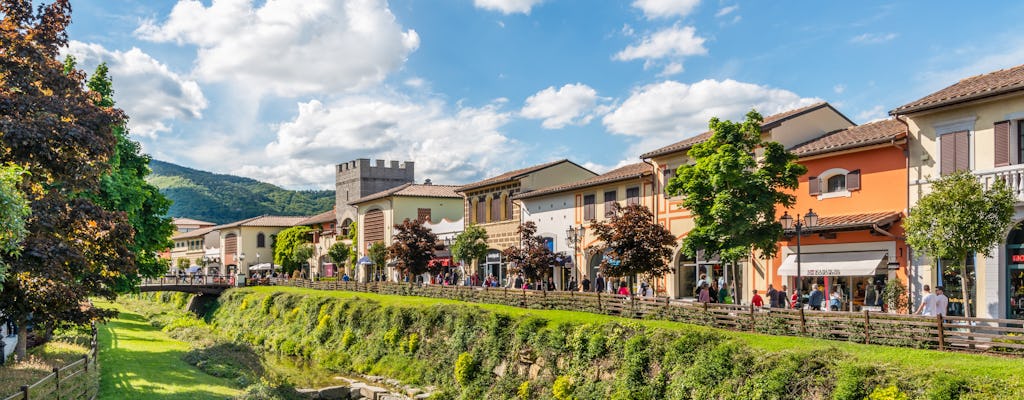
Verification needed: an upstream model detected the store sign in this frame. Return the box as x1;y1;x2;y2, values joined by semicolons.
806;268;841;276
1013;254;1024;263
486;252;501;263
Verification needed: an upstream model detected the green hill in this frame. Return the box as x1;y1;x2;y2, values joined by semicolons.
147;160;334;224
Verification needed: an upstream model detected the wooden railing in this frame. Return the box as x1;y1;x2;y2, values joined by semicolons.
2;324;99;400
256;279;1024;355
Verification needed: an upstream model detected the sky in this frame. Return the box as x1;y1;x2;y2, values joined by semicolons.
61;0;1024;190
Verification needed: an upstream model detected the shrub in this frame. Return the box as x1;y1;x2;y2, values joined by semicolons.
383;327;401;347
926;374;969;400
832;365;869;400
869;385;908;400
454;352;476;387
518;380;531;400
340;328;355;349
402;332;420;354
552;375;574;400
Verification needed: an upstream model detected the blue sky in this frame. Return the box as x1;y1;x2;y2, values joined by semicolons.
62;0;1024;189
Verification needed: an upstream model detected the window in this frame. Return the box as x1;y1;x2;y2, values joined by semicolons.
826;175;846;193
417;208;432;222
490;194;501;222
476;197;487;223
505;192;514;220
257;233;266;248
583;194;596;220
939;130;970;175
663;168;677;197
604;190;617;217
809;168;859;199
341;219;353;236
626;187;640;205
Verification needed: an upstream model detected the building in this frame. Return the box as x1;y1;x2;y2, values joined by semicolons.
172;217;216;233
514;162;654;290
296;209;342;278
169;215;309;277
640;102;857;301
774;119;909;311
456;160;596;285
891;63;1024;319
335;159;415;235
350;181;464;282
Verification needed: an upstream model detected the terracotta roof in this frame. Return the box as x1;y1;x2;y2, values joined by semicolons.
784;211;902;234
891;64;1024;115
349;183;462;205
171;225;218;240
514;162;652;200
172;217;215;226
455;159;593;193
641;102;853;159
297;209;337;226
789;119;907;157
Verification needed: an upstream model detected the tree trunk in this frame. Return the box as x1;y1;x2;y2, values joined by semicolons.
15;316;26;361
960;260;972;318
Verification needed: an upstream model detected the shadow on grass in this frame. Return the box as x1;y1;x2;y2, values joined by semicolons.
98;310;242;400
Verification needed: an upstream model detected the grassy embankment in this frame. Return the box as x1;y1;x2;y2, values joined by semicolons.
189;286;1024;400
0;328;92;396
93;299;243;400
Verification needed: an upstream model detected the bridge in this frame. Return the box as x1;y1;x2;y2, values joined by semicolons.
139;276;234;295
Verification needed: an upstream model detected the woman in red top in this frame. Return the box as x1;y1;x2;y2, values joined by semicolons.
617;281;630;296
751;289;764;307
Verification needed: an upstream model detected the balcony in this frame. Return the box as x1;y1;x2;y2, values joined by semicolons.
975;164;1024;202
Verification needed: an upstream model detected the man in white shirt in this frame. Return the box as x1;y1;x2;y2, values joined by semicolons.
934;286;950;317
914;284;936;316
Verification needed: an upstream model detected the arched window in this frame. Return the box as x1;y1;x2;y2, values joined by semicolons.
257;233;266;248
826;174;846;193
341;218;353;236
809;168;859;199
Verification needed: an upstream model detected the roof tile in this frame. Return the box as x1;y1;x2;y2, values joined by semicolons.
514;162;651;199
789;119;907;157
350;183;462;205
455;159;579;193
891;63;1024;114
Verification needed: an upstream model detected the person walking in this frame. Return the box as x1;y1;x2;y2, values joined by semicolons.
617;281;630;296
934;286;949;317
698;282;711;303
514;273;524;290
581;276;591;292
767;284;778;307
914;284;936;316
595;273;606;293
808;285;824;311
829;290;841;311
751;289;764;307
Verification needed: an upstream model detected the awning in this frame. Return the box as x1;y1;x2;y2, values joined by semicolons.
357;256;372;265
777;251;887;277
187;265;201;273
251;263;280;271
428;258;451;267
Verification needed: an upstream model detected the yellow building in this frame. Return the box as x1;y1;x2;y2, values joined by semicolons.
169;215;309;277
456;160;596;284
891;63;1024;319
640;102;856;300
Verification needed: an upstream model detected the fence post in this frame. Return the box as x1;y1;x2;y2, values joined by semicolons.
597;292;603;312
799;308;806;335
749;304;756;332
863;309;870;345
937;314;945;351
21;384;29;400
53;366;60;400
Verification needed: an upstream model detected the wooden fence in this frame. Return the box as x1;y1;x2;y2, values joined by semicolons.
260;279;1024;355
2;324;100;400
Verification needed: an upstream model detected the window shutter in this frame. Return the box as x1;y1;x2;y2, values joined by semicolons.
808;176;820;196
940;133;956;176
417;208;431;222
995;121;1011;167
846;169;861;191
954;130;970;172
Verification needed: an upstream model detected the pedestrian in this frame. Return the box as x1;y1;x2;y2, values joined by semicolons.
581;276;591;292
640;282;654;298
934;286;949;316
829;290;841;311
767;284;777;307
708;281;719;303
514;273;524;290
617;281;630;296
698;282;711;303
808;284;824;311
864;281;877;308
914;284;936;316
567;276;577;291
791;288;800;309
751;289;764;307
718;282;729;303
547;277;556;291
595;273;605;293
771;285;790;309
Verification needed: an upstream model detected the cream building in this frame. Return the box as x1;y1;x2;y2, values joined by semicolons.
891;63;1024;319
169;215;309;277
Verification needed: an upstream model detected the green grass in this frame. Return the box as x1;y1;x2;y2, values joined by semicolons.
244;286;1024;383
0;329;91;396
95;300;242;400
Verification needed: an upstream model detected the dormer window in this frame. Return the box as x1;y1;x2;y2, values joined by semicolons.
809;168;860;200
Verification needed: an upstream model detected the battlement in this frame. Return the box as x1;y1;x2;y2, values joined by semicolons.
336;158;414;174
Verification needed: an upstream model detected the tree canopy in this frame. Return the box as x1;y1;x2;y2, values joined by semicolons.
588;203;676;279
666;110;805;263
368;241;388;277
451;224;488;267
327;241;350;265
274;225;312;275
502;221;556;283
0;164;30;285
904;170;1015;318
388;218;438;279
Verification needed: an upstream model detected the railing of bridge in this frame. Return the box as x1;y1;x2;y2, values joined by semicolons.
140;275;234;287
251;278;1024;356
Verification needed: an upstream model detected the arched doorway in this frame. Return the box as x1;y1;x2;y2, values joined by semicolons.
1006;222;1024;320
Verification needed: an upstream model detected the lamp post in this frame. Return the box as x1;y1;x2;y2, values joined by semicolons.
237;252;246;287
565;225;586;283
780;209;818;296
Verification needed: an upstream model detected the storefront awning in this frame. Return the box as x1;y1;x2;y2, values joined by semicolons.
777;251;887;277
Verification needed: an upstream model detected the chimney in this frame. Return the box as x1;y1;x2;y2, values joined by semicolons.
424;179;432;185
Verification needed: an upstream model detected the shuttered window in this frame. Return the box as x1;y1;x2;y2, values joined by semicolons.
490;194;501;222
417;208;431;222
826;175;846;192
846;169;861;191
808;176;820;196
626;187;640;205
505;192;514;220
604;191;617;217
476;197;486;223
583;195;596;220
364;209;386;244
940;130;970;176
995;121;1010;167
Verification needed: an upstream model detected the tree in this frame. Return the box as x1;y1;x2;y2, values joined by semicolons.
588;203;677;280
274;226;312;275
0;0;137;360
292;244;314;276
388;219;438;280
368;241;388;280
0;165;30;287
451;224;488;277
177;258;190;271
347;221;358;267
666;110;805;266
502;221;557;285
82;61;174;281
904;170;1014;318
328;242;351;265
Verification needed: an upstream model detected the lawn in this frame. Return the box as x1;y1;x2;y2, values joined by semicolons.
94;300;242;400
244;286;1024;382
0;331;91;397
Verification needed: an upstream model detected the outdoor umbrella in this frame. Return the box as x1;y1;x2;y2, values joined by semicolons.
357;256;372;265
186;265;201;274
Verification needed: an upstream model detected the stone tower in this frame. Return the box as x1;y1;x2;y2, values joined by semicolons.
335;159;415;231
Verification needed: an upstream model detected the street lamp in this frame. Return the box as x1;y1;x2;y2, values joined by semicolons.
565;225;586;283
237;252;246;287
780;209;818;296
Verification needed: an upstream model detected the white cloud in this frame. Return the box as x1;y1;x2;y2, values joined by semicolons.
521;83;607;129
659;62;684;76
602;79;820;153
615;25;707;62
855;105;886;123
715;5;738;17
64;41;208;139
632;0;700;19
254;95;521;188
135;0;419;97
621;24;635;37
833;84;846;94
850;32;898;44
474;0;544;15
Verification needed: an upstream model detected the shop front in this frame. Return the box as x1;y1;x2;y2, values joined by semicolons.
777;251;893;311
1007;224;1024;320
481;250;505;285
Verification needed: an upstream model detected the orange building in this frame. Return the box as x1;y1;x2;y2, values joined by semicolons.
773;119;909;310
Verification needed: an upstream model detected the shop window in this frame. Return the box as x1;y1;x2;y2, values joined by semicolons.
939;254;976;317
